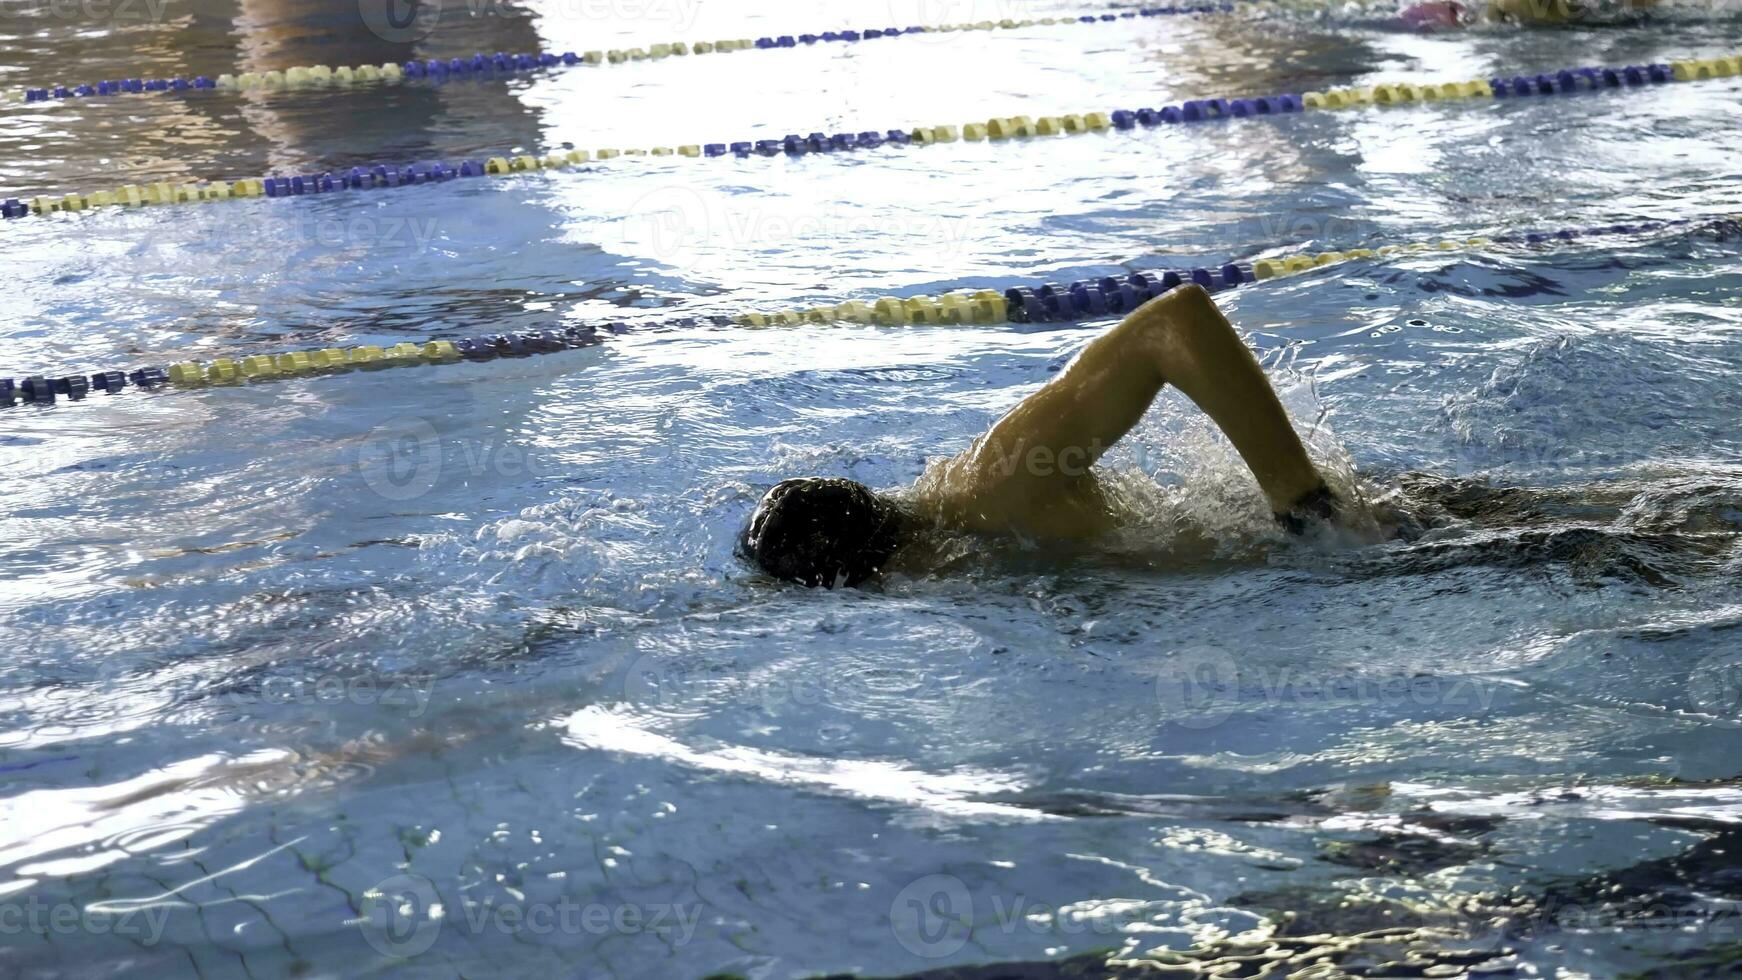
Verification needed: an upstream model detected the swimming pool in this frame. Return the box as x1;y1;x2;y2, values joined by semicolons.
4;0;1742;975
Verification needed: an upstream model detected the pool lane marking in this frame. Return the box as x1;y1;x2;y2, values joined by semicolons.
1;215;1724;408
5;54;1738;222
2;6;1234;105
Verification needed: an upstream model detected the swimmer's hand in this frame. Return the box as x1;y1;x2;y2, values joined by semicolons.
1276;484;1341;535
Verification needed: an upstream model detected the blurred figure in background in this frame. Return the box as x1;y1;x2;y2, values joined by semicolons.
1400;0;1661;29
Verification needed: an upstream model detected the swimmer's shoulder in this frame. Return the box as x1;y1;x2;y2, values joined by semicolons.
907;455;1118;541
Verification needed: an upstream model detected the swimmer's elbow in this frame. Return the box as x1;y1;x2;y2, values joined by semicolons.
1155;282;1214;312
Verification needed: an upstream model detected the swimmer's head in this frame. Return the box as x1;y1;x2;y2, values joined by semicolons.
740;478;905;588
1399;0;1467;27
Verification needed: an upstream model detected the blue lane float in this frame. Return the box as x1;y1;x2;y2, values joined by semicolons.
7;53;1726;221
3;214;1729;409
14;5;1234;105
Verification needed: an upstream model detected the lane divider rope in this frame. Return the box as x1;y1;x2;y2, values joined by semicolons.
733;217;1718;327
6;54;1736;222
2;6;1231;105
2;215;1724;409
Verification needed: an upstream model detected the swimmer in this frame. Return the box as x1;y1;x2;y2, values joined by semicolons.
740;283;1339;588
1399;0;1657;29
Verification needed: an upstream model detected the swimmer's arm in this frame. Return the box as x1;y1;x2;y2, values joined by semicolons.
1481;0;1652;24
1486;0;1624;22
944;283;1328;518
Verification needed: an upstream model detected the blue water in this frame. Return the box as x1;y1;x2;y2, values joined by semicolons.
4;1;1742;977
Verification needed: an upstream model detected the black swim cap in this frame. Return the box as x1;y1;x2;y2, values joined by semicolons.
740;478;905;588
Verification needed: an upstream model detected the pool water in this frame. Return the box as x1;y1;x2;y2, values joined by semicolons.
4;0;1742;976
